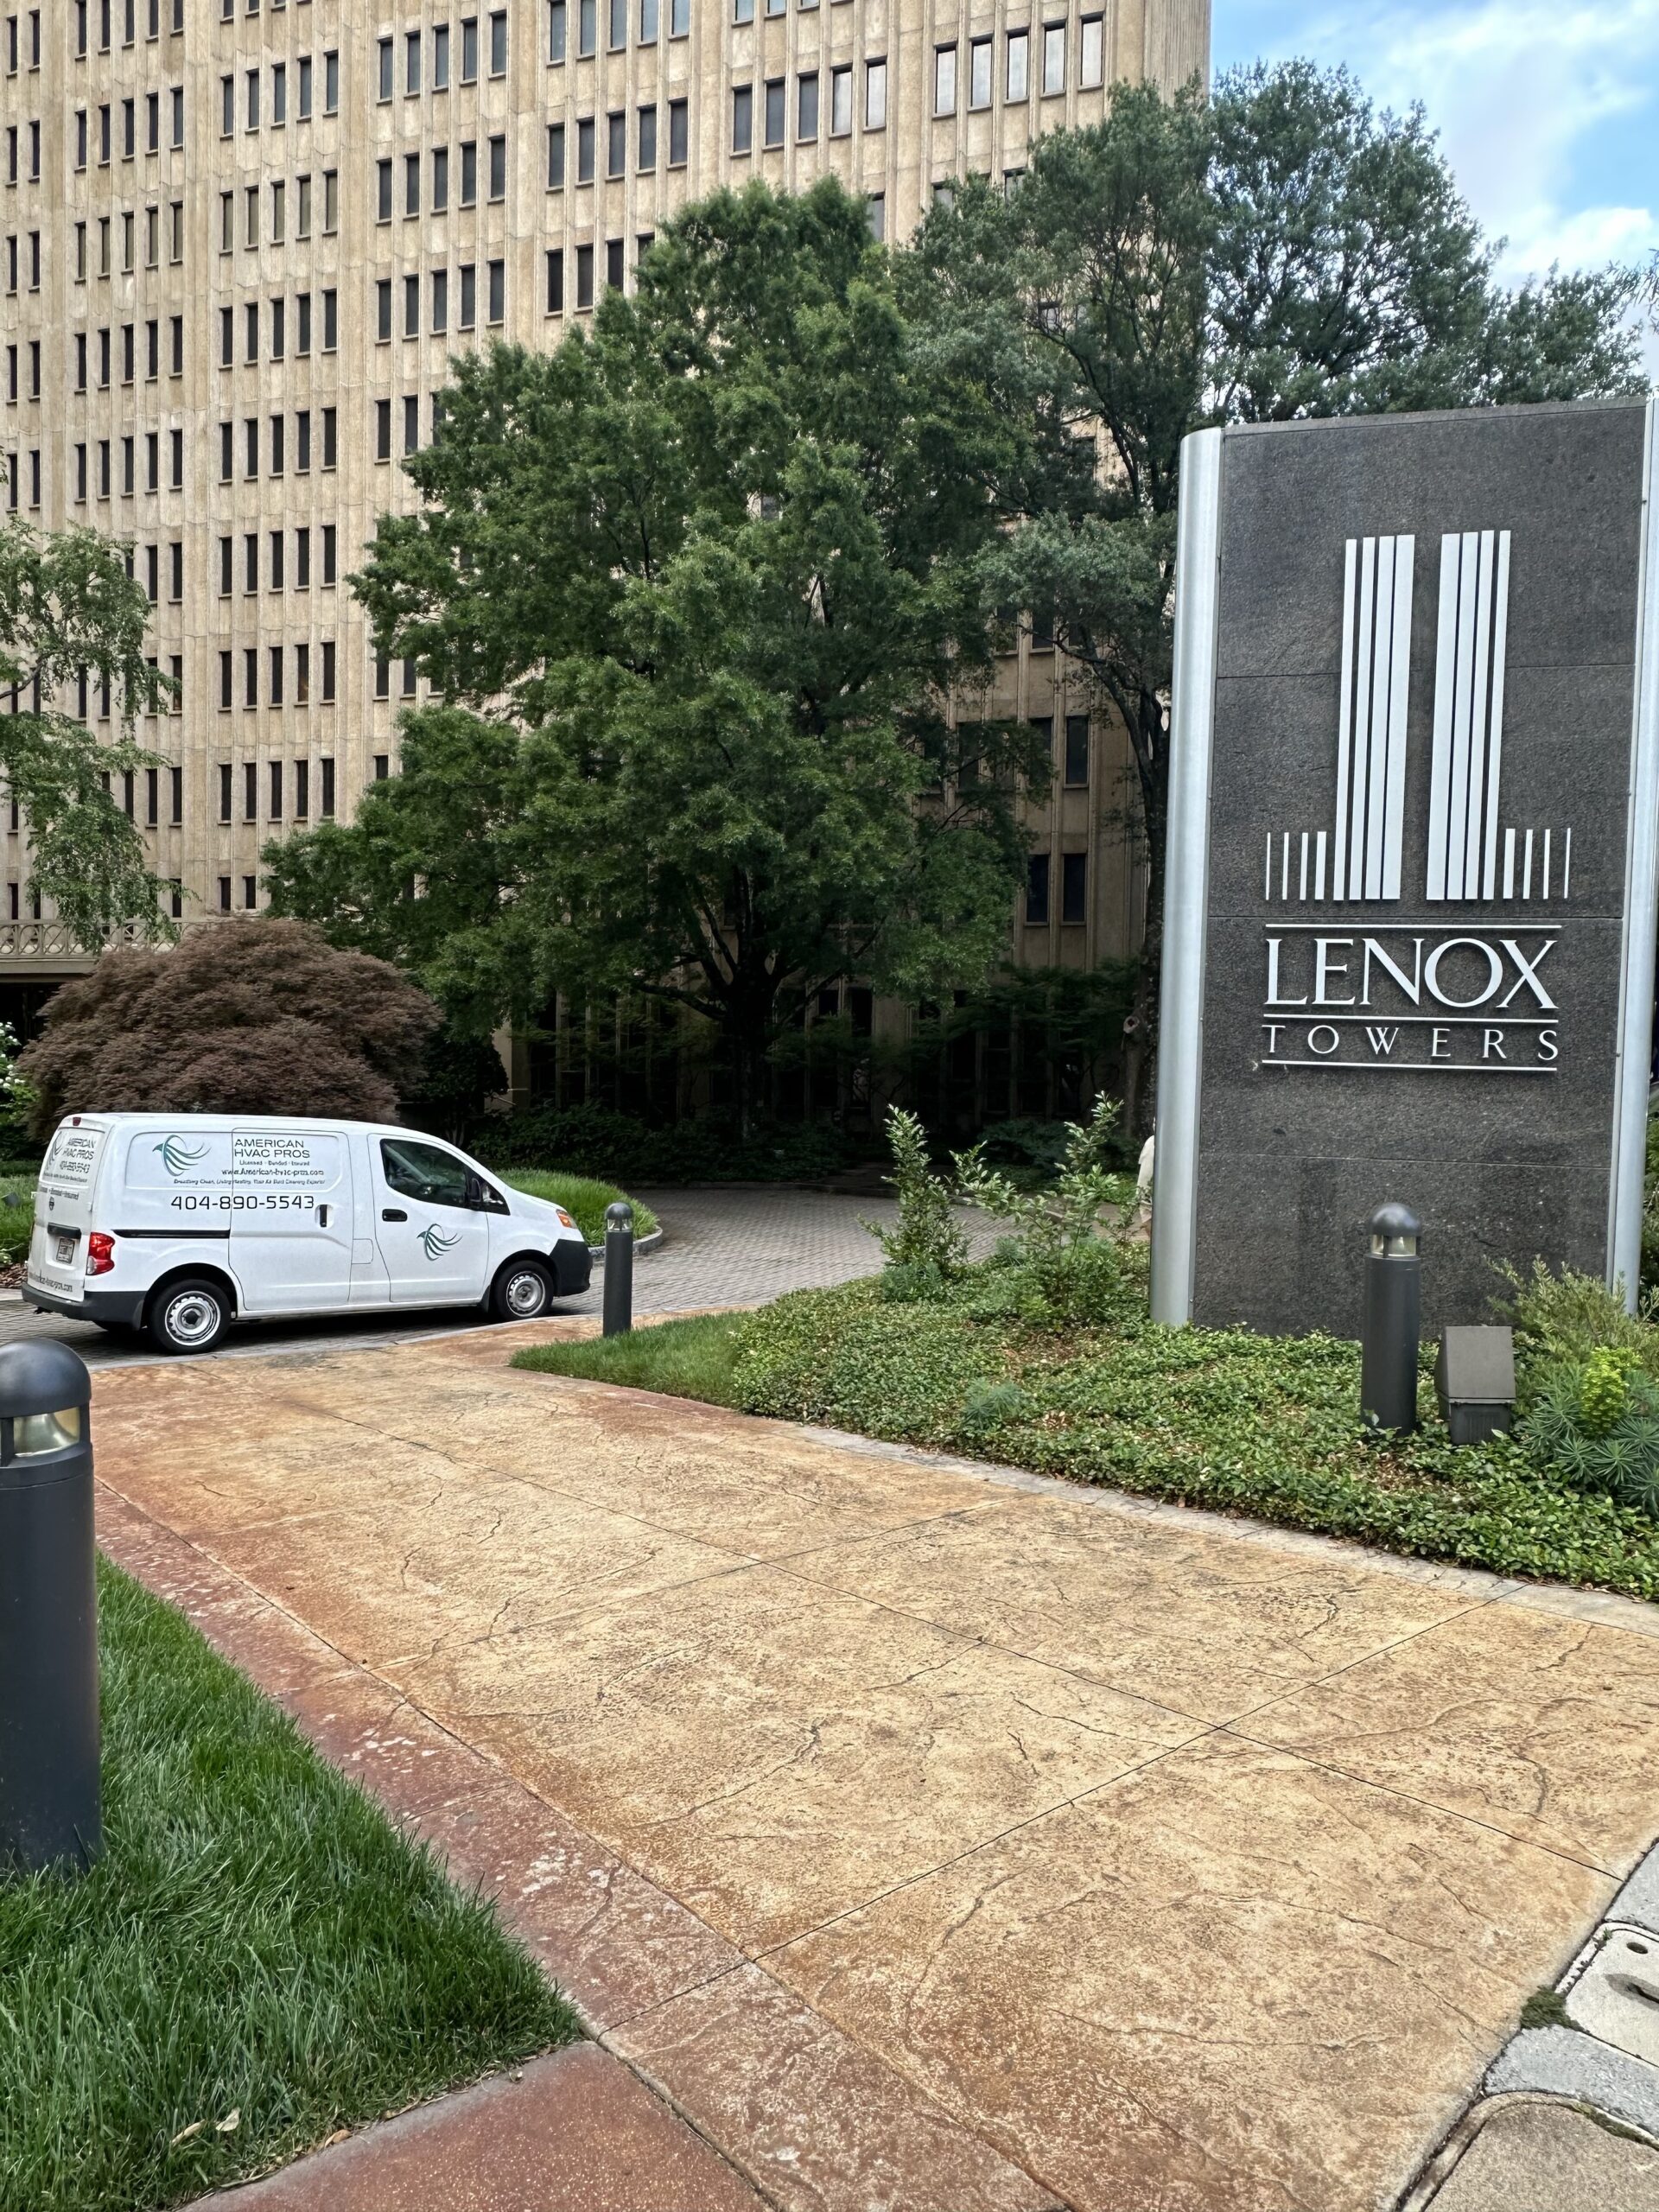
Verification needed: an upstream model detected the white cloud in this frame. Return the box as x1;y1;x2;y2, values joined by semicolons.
1235;0;1659;280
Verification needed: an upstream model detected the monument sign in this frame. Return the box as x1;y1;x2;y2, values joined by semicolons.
1151;400;1659;1335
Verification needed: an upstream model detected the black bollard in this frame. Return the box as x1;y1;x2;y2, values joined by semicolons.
1360;1202;1421;1439
602;1201;634;1338
0;1340;99;1872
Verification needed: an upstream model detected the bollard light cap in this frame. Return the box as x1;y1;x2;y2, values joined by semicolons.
1368;1201;1421;1258
0;1338;92;1419
605;1201;635;1231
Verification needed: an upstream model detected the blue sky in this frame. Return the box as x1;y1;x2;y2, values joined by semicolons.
1213;2;1659;288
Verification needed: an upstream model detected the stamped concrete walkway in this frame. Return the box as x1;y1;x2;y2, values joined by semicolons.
93;1324;1659;2212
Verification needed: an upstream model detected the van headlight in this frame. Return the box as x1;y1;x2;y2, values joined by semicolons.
554;1208;575;1229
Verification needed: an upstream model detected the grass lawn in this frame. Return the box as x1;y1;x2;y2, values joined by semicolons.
498;1170;658;1246
512;1277;1659;1603
513;1310;743;1402
0;1562;576;2212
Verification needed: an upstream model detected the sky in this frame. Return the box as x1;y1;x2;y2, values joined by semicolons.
1212;1;1659;293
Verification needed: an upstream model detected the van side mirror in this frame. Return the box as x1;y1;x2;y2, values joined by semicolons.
467;1175;508;1215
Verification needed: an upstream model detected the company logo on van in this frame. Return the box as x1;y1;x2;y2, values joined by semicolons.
154;1135;210;1179
417;1225;461;1261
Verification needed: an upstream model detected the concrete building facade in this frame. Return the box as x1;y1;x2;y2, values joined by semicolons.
1;0;1208;1100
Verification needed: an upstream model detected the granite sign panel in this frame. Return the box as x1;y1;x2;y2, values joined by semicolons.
1151;399;1659;1336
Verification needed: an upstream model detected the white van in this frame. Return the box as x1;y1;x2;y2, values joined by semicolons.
25;1114;593;1354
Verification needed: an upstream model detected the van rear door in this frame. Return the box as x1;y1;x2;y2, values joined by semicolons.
29;1119;112;1302
230;1128;354;1315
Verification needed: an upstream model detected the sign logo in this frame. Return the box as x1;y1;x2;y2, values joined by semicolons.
154;1135;210;1179
1256;527;1567;1077
416;1224;461;1261
1265;530;1572;907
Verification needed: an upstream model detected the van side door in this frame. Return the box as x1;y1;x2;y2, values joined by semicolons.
372;1136;492;1305
230;1128;355;1315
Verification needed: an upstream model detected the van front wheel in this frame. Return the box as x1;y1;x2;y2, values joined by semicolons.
147;1277;231;1355
490;1257;554;1323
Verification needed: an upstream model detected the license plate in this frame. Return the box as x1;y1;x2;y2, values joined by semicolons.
54;1235;74;1265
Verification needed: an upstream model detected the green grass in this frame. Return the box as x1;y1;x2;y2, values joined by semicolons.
498;1171;658;1246
0;1562;576;2212
510;1265;1659;1604
512;1311;743;1402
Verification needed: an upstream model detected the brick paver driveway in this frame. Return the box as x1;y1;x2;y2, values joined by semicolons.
0;1185;914;1367
92;1325;1659;2212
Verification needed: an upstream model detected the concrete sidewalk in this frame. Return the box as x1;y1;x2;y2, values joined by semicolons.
93;1323;1659;2212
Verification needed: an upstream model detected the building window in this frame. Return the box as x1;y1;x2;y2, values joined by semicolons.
640;0;658;41
321;641;336;701
490;8;507;72
764;79;785;147
377;278;392;342
243;876;257;912
487;257;505;322
797;73;818;140
1025;853;1049;926
375;397;391;461
670;0;688;31
1064;715;1090;786
867;194;884;241
607;111;625;176
434;22;450;86
405;150;421;215
218;878;232;912
1042;22;1065;96
460;262;476;327
1007;29;1028;100
865;59;887;130
934;46;957;116
830;66;852;136
1080;14;1103;86
548;122;565;188
378;35;393;99
575;241;594;308
606;237;624;290
405;28;422;92
488;133;506;198
461;139;478;204
546;247;563;312
404;272;419;337
577;0;595;54
433;146;449;209
668;97;688;164
321;758;335;816
732;85;752;154
549;0;566;60
432;268;448;331
576;117;594;183
638;105;656;169
607;0;625;46
1060;850;1087;925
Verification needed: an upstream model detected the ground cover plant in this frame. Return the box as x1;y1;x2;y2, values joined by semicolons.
499;1169;658;1245
514;1106;1659;1604
0;1563;575;2212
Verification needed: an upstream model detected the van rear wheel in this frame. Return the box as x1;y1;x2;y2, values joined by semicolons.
491;1257;554;1322
147;1277;231;1355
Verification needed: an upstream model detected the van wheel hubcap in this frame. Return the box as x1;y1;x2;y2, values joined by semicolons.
165;1293;219;1344
505;1270;547;1317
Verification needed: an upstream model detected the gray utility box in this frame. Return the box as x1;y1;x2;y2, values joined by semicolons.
1435;1325;1516;1445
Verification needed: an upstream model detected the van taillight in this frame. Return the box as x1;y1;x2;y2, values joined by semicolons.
86;1233;116;1276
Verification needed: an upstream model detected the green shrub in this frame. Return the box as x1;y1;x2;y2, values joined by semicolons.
1520;1361;1659;1517
1495;1259;1659;1385
960;1378;1029;1433
1578;1346;1631;1438
499;1170;657;1244
877;1260;950;1304
475;1104;864;1185
954;1094;1135;1325
865;1107;968;1279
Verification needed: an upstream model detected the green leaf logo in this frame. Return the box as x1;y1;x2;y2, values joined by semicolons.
417;1224;461;1262
154;1135;210;1179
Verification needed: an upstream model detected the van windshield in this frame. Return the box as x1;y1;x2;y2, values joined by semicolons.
380;1138;471;1209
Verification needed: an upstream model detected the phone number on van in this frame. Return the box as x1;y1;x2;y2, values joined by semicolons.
169;1193;318;1211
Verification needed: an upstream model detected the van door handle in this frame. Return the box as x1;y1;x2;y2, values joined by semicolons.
381;1208;407;1222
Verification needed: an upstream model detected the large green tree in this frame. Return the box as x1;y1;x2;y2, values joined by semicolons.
268;180;1041;1127
0;518;173;942
909;60;1649;1124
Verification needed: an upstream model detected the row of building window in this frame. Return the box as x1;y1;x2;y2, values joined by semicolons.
1025;849;1088;927
376;264;494;340
937;22;1104;111
376;16;505;99
4;121;40;183
218;643;337;709
217;289;337;366
74;0;185;54
73;659;182;720
74;91;182;167
3;12;41;71
547;0;690;60
218;0;315;20
544;236;653;310
76;318;186;388
731;66;877;153
218;53;340;134
3;340;39;400
217;526;339;595
3;232;40;290
219;171;338;251
110;765;183;826
3;449;39;510
218;409;340;480
376;143;497;219
218;757;338;824
71;429;186;500
549;103;688;184
71;205;183;277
